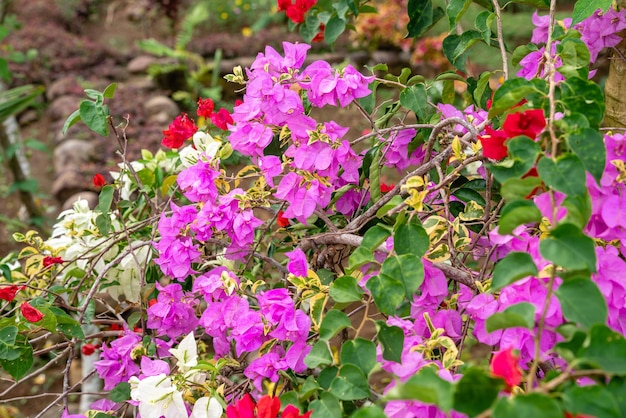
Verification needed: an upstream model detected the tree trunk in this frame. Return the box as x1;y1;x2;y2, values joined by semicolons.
604;1;626;128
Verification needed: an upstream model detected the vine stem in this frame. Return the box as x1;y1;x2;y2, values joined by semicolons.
491;0;509;80
527;0;559;390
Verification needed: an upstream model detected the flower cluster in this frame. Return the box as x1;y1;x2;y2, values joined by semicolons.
479;108;546;160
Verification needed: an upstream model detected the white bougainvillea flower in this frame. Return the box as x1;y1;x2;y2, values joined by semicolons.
169;332;198;372
179;131;221;167
129;374;187;418
189;396;223;418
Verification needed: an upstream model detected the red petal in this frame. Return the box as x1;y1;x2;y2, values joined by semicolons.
21;302;45;323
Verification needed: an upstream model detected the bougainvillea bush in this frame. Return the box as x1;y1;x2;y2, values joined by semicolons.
2;0;626;417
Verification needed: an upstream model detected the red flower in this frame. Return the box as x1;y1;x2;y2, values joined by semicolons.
43;256;64;267
478;126;509;160
197;97;215;119
81;343;97;356
162;113;198;149
282;405;312;418
226;394;311;418
21;302;45;323
279;0;317;24
380;182;395;193
226;393;256;418
210;108;234;130
0;285;24;302
502;109;546;140
490;347;523;389
257;396;280;418
92;173;107;188
564;413;595;418
277;210;290;227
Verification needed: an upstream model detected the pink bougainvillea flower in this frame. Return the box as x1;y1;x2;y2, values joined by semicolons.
21;301;45;323
43;256;64;267
162;113;198;149
502;109;546;140
490;347;523;389
92;173;106;188
0;285;24;302
210;108;234;130
479;126;509;160
197;97;215;118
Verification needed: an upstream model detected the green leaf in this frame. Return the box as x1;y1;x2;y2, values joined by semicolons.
453;187;486;206
442;31;482;72
348;246;376;271
556;277;607;329
400;84;427;121
305;341;333;368
380;254;424;298
489;78;546;118
330;276;364;303
558;38;591;79
488;136;542;183
79;100;109;137
110;382;131;402
394;218;429;257
607;377;626;417
369;147;382;204
310;392;342;418
501;177;543;202
475;11;494;45
491;252;538;291
376;321;404;363
572;0;612;24
386;365;454;412
330;364;371;400
102;83;117;99
498;199;542;235
62;109;81;135
447;0;472;28
349;405;387;418
407;0;440;38
97;184;115;214
319;310;352;341
560;77;605;128
51;307;85;339
0;344;33;380
340;338;377;375
566;128;606;185
361;225;392;251
492;393;563;418
453;367;503;417
578;324;626;374
376;195;404;218
486;302;536;333
539;223;596;272
0;326;18;360
562;384;621;418
366;274;405;315
324;15;346;45
537;154;587;197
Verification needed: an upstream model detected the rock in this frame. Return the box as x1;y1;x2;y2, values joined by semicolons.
124;76;155;91
17;109;39;125
127;55;157;74
52;170;88;202
147;110;173;126
143;95;179;119
46;76;82;101
53;139;96;174
48;95;81;122
61;191;99;211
